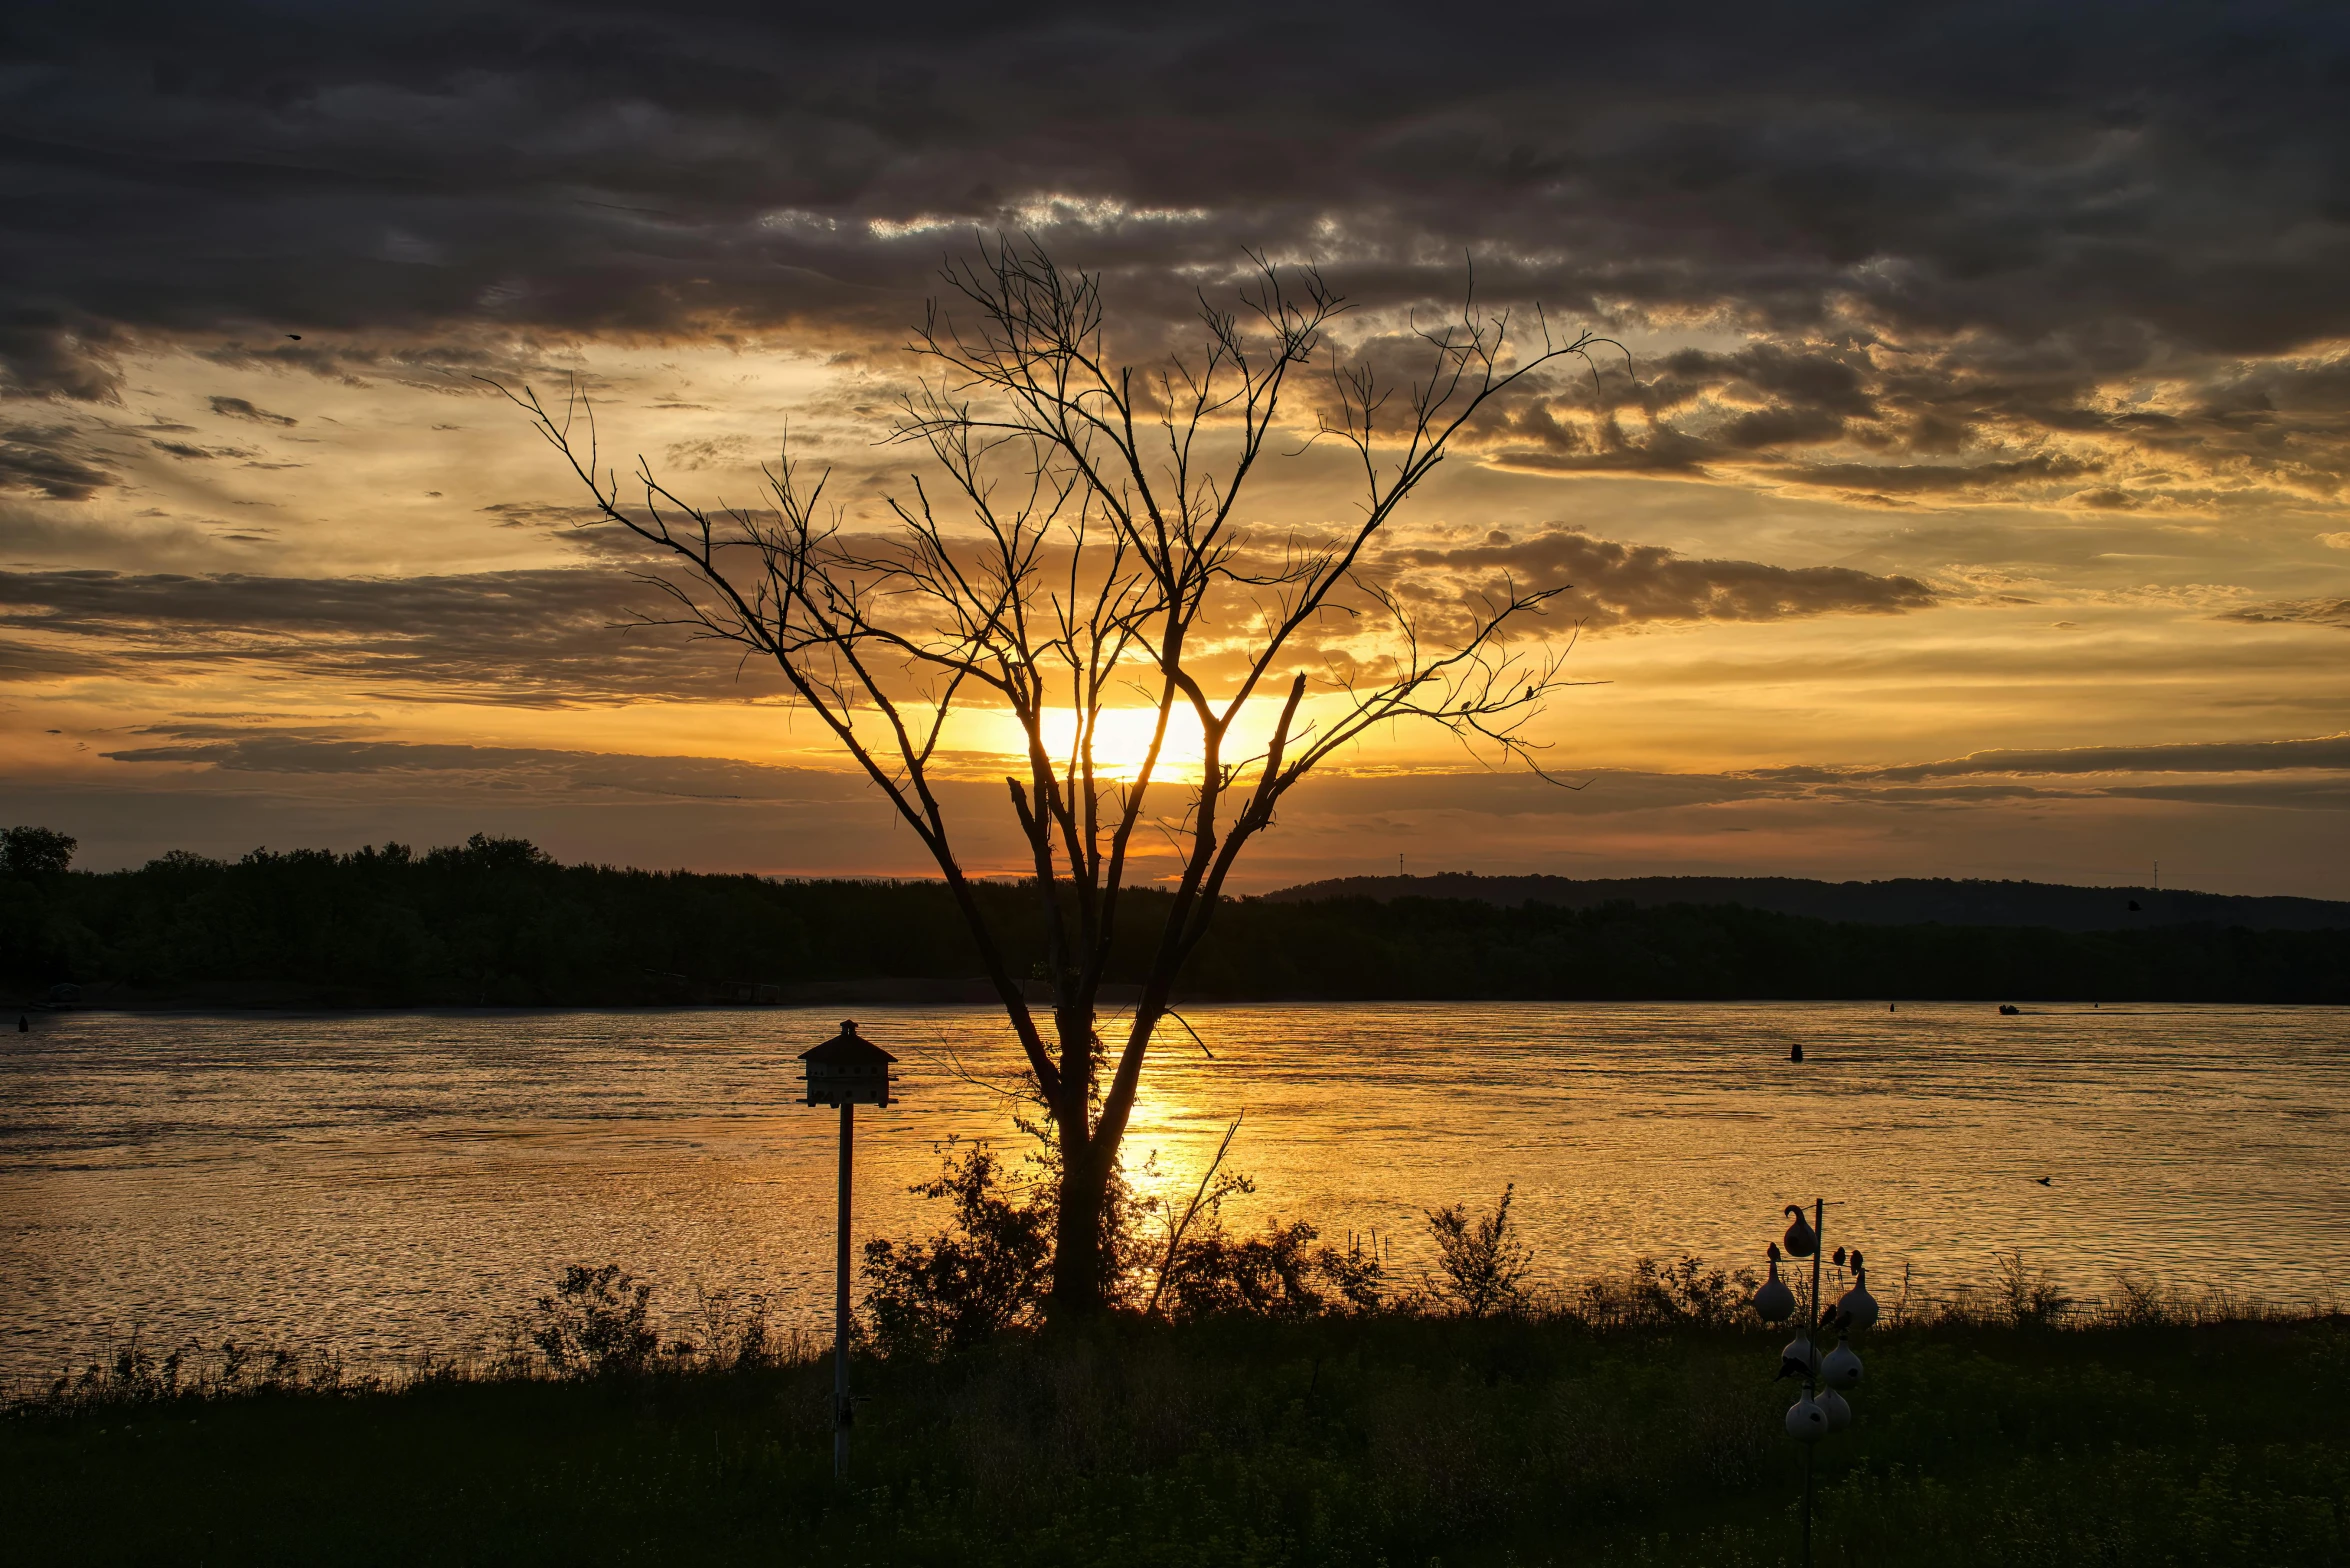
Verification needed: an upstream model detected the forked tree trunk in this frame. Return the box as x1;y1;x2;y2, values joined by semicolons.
1042;991;1174;1318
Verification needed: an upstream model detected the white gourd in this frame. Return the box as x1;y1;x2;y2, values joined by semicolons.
1834;1265;1879;1332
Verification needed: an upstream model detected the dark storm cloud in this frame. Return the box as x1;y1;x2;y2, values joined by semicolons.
0;425;113;498
0;311;127;403
207;396;297;426
0;2;2346;512
1378;529;1935;631
0;524;1914;702
1756;734;2350;784
0;565;792;705
2217;599;2350;630
101;726;856;801
0;634;102;680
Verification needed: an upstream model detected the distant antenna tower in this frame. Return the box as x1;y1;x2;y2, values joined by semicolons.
1398;852;1405;877
2154;860;2159;891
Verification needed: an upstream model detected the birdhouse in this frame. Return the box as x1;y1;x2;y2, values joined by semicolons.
1817;1386;1853;1432
801;1019;896;1107
1753;1244;1796;1322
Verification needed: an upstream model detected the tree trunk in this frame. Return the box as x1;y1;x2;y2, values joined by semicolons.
1044;997;1168;1318
1044;994;1108;1320
1049;1140;1110;1320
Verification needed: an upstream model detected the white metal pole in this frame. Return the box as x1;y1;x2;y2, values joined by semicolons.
834;1099;853;1481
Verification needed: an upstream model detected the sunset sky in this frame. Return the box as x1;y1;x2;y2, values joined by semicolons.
4;3;2348;894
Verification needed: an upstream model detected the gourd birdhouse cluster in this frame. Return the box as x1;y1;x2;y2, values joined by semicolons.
1749;1200;1876;1460
801;1019;896;1107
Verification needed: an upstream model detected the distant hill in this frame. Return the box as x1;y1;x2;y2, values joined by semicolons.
1261;874;2350;932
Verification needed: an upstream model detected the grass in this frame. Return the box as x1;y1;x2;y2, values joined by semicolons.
9;1310;2347;1566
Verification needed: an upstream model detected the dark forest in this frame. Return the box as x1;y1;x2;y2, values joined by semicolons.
6;833;2347;1007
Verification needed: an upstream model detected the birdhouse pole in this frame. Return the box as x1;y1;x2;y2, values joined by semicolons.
798;1018;896;1485
832;1093;853;1480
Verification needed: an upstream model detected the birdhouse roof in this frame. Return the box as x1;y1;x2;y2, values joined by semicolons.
799;1020;896;1066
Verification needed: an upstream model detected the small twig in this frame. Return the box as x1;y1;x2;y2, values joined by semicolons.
1146;1113;1244;1318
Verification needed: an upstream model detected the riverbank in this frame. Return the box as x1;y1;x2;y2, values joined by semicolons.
11;1313;2346;1566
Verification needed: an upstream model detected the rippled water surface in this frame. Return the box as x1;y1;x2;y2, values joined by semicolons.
4;1002;2345;1377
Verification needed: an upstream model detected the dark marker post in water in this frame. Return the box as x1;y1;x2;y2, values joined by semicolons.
800;1018;898;1482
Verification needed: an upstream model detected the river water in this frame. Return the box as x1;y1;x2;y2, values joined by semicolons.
3;1002;2344;1380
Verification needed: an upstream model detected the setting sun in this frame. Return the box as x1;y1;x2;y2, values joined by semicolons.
962;701;1305;783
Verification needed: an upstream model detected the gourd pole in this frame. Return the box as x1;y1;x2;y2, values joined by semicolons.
1803;1197;1823;1568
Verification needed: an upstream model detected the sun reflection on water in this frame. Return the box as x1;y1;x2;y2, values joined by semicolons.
2;1001;2344;1377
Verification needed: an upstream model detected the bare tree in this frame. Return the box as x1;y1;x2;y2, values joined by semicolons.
497;239;1602;1318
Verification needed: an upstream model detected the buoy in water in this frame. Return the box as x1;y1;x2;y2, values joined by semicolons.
1790;1042;1805;1062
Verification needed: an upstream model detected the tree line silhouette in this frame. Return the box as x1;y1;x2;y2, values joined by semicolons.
4;830;2347;1006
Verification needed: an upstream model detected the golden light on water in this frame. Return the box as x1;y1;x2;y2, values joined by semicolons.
9;1002;2345;1380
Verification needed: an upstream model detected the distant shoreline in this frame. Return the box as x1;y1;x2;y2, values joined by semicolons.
13;844;2350;1009
13;992;2344;1015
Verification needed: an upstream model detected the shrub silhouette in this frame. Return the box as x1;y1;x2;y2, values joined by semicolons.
527;1264;659;1374
861;1147;1056;1358
1425;1184;1535;1317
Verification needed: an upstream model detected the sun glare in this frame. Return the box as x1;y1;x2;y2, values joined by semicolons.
1070;707;1206;779
961;702;1314;782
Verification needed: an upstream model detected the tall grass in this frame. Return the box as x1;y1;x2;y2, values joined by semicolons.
16;1245;2334;1417
10;1182;2345;1566
8;1302;2344;1566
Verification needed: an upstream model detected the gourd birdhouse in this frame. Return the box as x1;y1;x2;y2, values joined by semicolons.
801;1019;895;1107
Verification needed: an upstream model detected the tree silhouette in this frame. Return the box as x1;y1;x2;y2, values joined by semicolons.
498;240;1601;1316
0;825;76;879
